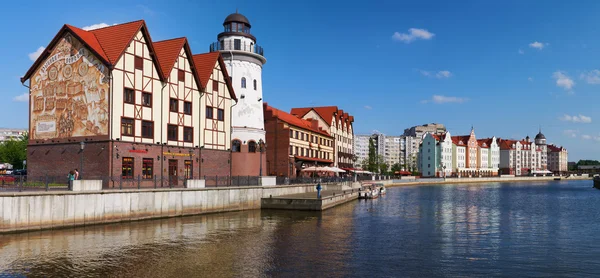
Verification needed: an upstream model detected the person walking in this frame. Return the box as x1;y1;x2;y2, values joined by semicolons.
68;170;75;190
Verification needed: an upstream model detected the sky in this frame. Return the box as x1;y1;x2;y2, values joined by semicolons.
1;0;599;161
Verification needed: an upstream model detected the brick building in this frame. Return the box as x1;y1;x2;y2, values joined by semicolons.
21;20;237;186
290;106;354;169
264;104;334;178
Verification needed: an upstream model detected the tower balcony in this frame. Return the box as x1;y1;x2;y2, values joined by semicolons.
210;41;264;57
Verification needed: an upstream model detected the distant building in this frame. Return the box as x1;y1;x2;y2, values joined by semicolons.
547;144;568;173
498;130;550;176
290;106;354;169
353;134;371;168
353;132;402;170
0;129;26;143
404;123;446;138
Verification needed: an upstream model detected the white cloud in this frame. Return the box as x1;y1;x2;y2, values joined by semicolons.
436;70;452;78
559;114;592;123
82;23;110;31
422;95;468;104
580;70;600;84
392;28;435;43
528;77;533;81
518;49;525;54
529;41;546;50
419;70;452;79
364;105;372;110
563;129;578;138
13;93;28;102
553;71;575;90
28;46;45;61
582;134;592;140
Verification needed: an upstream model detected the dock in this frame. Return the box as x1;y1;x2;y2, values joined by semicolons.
261;189;359;211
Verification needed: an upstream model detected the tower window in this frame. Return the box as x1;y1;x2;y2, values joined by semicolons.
241;77;246;88
234;39;241;50
232;140;241;152
253;79;257;90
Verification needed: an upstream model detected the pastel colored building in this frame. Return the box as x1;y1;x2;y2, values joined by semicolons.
547;144;568;174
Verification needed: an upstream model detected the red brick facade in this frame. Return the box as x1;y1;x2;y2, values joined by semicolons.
231;143;266;177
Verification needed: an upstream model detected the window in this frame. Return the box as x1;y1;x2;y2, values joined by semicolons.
122;157;134;179
121;118;134;136
232;140;241;152
290;130;293;138
142;121;153;139
248;141;257;153
301;148;304;156
184;127;193;142
289;146;293;155
185;160;192;179
168;125;178;141
124;88;135;104
234;39;241;50
142;92;152;107
212;80;219;92
184;101;192;115
301;133;304;141
295;146;298;155
170;98;178;112
142;158;153;179
295;131;298;139
178;70;185;82
217;109;225;121
253;79;257;90
135;56;143;70
241;77;246;88
206;106;213;119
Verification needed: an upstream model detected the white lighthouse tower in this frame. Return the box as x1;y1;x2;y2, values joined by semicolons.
210;12;267;145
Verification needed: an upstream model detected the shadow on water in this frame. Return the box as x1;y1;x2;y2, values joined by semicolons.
1;180;600;277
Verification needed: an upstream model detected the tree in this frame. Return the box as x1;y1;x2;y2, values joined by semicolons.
391;163;401;174
577;160;600;166
0;133;28;169
367;138;378;173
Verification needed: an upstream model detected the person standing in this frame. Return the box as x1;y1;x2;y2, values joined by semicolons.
68;170;75;190
74;169;80;180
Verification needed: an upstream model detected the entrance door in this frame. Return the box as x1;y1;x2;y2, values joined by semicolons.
168;160;178;186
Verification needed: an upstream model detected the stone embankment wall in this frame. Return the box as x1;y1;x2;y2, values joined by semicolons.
0;182;357;233
387;175;591;186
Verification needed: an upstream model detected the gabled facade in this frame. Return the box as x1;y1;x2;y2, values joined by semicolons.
418;132;452;177
22;20;237;185
290;106;354;169
547;144;568;173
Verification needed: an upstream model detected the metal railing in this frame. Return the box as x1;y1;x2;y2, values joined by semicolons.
276;176;354;185
209;41;264;56
0;175;69;192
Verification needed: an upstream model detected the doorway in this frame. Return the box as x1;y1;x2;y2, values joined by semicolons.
168;160;178;186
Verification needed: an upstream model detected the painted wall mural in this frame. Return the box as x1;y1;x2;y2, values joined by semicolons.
30;33;110;140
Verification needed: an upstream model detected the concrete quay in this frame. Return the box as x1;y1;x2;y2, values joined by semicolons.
261;189;359;211
0;182;357;234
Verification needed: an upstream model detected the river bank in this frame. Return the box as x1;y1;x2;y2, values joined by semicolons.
383;175;592;187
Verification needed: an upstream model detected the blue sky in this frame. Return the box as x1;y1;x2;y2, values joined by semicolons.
2;0;599;161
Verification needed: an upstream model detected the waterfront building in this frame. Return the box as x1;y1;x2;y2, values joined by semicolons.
353;134;370;168
353;132;403;170
498;136;546;175
290;106;354;169
403;123;446;138
419;132;453;177
21;20;236;182
0;129;27;143
264;104;334;177
403;123;446;172
547;144;568;174
209;12;267;176
534;130;548;170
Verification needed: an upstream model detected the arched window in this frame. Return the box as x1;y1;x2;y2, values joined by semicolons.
232;140;241;152
248;141;257;153
253;79;257;90
241;77;246;88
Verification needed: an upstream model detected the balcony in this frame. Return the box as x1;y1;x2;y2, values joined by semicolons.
210;41;264;57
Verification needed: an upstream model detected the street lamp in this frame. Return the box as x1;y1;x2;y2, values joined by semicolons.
258;139;265;176
80;141;85;179
189;148;194;179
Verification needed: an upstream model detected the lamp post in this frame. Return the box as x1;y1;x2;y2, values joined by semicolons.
189;148;194;179
80;141;85;179
258;139;265;176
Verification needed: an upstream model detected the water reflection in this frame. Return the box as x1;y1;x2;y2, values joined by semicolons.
1;180;599;277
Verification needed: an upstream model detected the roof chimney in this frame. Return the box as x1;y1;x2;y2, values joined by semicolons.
311;118;319;130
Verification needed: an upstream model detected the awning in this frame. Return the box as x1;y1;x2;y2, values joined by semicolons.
531;170;553;174
328;166;347;173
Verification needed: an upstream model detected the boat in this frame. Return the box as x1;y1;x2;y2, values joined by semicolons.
374;183;386;195
358;184;380;199
594;176;600;190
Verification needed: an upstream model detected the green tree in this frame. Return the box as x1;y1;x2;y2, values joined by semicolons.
577;160;600;166
391;163;401;174
379;161;389;175
367;138;378;173
0;133;28;169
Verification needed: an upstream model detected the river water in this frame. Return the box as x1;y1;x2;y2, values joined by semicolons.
1;180;599;277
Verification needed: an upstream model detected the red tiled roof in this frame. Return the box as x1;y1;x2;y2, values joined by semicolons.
498;139;518;150
153;38;186;80
477;138;492;148
451;136;468;146
548;144;565;152
65;25;109;62
88;20;145;65
265;104;331;137
294;156;333;164
192;52;237;101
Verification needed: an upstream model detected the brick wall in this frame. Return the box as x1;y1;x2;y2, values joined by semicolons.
27;141;110;179
265;119;294;177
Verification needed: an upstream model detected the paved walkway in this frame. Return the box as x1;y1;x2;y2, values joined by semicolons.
273;189;356;200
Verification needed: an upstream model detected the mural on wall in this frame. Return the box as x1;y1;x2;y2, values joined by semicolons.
30;33;110;140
